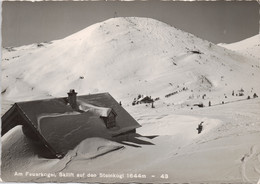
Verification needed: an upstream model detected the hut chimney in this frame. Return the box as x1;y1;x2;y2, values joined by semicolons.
67;89;78;110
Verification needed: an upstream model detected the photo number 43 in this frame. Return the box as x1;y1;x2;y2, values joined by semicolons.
160;174;169;179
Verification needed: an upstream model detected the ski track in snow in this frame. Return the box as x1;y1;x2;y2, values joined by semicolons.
240;145;260;183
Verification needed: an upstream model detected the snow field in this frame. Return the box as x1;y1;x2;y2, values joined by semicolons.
1;17;260;183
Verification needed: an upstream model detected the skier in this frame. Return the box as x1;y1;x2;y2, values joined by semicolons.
197;121;204;134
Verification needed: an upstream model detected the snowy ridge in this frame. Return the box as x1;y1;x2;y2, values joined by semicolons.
219;34;260;60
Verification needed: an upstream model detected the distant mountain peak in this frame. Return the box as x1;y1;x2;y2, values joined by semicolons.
2;18;260;105
218;34;260;60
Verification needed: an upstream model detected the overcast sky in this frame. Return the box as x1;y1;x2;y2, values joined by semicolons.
2;1;259;47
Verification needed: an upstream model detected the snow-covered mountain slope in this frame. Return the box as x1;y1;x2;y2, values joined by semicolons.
219;34;260;60
2;17;260;106
1;17;260;183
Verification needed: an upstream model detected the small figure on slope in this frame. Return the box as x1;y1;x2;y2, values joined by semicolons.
197;121;204;134
151;102;155;108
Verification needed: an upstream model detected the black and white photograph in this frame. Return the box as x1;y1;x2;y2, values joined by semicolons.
1;0;260;183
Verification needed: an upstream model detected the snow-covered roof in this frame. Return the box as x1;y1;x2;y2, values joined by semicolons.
1;92;140;157
137;96;152;102
78;101;115;117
